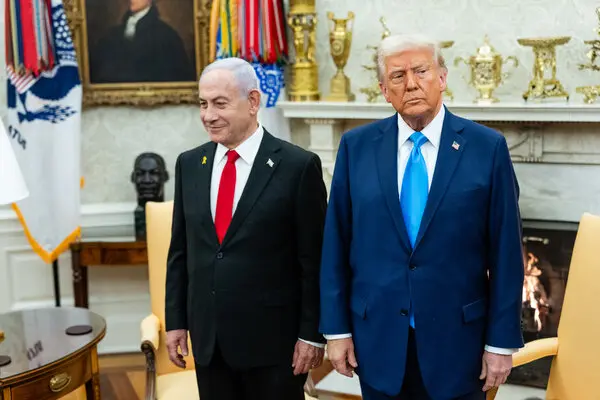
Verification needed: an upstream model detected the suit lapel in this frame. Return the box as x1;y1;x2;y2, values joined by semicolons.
221;130;281;246
375;115;412;252
197;143;219;244
413;109;466;249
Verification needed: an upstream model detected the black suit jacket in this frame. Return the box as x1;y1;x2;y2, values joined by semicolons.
165;131;327;368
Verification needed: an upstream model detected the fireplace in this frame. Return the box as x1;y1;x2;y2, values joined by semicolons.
506;219;579;388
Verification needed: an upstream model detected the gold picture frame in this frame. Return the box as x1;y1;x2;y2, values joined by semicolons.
64;0;211;107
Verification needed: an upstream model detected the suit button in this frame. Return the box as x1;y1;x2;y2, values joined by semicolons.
409;264;417;271
400;309;408;316
211;290;215;295
216;252;223;259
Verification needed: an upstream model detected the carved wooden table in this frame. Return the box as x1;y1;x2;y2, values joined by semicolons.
70;241;148;308
0;308;106;400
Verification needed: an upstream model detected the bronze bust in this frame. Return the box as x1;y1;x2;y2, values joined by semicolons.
131;152;169;240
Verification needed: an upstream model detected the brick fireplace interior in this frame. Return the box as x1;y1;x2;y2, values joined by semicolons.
507;219;579;388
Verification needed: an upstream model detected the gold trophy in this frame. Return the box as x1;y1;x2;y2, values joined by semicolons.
576;7;600;103
439;40;455;101
517;36;571;101
325;11;355;101
454;35;518;104
360;17;391;103
287;0;319;101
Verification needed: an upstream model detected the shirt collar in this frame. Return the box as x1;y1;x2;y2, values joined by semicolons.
397;104;445;148
127;6;151;24
214;124;264;165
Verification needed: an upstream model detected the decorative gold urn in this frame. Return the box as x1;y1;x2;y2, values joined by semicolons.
454;35;518;104
287;0;320;101
517;36;571;101
325;11;355;101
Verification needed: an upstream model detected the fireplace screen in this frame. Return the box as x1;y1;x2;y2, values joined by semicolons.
507;219;578;388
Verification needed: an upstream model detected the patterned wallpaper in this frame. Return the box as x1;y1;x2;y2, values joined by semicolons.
1;0;600;204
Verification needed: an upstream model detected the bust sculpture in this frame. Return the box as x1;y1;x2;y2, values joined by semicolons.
130;152;169;240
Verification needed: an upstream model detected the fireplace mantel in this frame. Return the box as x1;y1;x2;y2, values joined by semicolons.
278;101;600;123
277;101;600;191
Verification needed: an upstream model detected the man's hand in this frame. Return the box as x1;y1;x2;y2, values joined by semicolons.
480;351;512;391
166;329;189;368
327;338;358;378
292;341;325;375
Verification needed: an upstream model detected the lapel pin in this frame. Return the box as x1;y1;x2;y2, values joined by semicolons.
202;156;207;165
266;158;274;168
452;141;460;150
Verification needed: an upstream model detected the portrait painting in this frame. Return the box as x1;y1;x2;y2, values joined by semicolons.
66;0;211;106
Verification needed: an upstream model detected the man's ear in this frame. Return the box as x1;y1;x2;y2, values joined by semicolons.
248;89;261;116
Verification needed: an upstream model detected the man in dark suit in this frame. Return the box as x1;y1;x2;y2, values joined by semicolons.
90;0;195;83
319;33;525;400
164;57;327;400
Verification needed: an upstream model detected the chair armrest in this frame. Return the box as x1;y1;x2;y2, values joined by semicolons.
513;337;558;367
140;314;160;400
486;337;559;400
141;313;160;351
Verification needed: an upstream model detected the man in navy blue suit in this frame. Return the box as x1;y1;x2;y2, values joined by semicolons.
319;33;524;400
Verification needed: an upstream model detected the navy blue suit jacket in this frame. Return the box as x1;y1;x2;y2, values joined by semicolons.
319;108;524;398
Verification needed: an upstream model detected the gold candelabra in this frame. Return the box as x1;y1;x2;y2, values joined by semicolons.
517;36;571;101
360;17;390;103
439;40;455;101
287;0;319;101
576;7;600;103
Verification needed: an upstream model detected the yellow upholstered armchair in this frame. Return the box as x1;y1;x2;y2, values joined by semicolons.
141;201;198;400
487;212;600;400
141;201;318;400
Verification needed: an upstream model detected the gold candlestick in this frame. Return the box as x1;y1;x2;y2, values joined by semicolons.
325;11;355;101
439;40;455;101
360;17;390;103
454;35;518;104
518;36;571;101
576;7;600;103
287;0;319;101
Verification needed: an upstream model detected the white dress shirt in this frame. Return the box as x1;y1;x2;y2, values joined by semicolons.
210;124;324;349
124;6;151;39
325;106;516;355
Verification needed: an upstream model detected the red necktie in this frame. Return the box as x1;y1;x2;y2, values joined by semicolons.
215;150;240;243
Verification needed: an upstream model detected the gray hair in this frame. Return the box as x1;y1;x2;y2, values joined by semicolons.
377;33;447;82
199;57;260;98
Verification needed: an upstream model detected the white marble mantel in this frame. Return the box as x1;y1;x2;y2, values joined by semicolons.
278;101;600;222
278;101;600;123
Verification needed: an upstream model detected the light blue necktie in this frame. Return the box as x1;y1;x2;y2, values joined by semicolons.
400;131;429;328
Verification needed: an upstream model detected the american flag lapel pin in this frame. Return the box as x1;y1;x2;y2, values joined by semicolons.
266;158;274;168
452;141;460;150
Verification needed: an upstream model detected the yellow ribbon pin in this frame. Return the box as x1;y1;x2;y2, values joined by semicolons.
202;156;207;165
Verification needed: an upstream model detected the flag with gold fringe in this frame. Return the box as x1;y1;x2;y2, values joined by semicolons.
209;0;291;140
4;0;82;264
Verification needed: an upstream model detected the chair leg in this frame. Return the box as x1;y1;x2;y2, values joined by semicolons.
486;387;499;400
304;373;318;397
141;343;157;400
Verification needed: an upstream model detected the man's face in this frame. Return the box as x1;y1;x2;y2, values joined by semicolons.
199;69;260;148
129;0;151;13
380;48;447;120
133;156;164;200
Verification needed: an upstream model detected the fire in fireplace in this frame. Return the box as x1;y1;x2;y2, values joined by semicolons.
507;219;578;389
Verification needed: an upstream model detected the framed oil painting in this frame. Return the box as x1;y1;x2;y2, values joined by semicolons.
64;0;211;106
